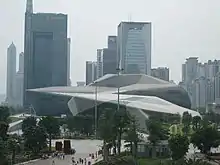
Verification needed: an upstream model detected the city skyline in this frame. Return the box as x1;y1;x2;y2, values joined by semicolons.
1;0;220;93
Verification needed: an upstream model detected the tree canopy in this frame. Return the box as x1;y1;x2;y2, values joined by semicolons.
21;116;37;132
39;116;60;151
168;134;189;160
191;126;220;154
22;116;48;154
192;116;202;131
23;125;47;154
146;117;169;145
0;106;10;139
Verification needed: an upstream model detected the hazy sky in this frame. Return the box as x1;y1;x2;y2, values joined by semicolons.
0;0;220;94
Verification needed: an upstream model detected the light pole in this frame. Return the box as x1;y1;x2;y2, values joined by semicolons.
116;68;124;111
94;81;98;138
29;104;36;116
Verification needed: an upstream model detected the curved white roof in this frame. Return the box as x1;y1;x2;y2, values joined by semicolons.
67;92;200;117
90;74;171;88
67;92;200;130
26;74;196;124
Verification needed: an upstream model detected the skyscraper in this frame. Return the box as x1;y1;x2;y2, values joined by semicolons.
96;49;103;79
151;67;169;81
15;52;24;107
100;49;117;76
86;61;97;85
117;22;151;74
67;38;71;86
18;52;24;73
6;43;17;106
108;36;117;50
24;0;68;106
96;36;117;78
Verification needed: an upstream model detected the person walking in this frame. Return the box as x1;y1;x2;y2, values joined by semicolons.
52;160;55;165
72;156;75;164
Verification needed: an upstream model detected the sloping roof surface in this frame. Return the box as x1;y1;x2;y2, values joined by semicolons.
90;74;170;88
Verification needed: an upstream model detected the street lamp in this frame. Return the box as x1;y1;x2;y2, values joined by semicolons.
29;104;36;116
116;68;124;111
94;81;98;139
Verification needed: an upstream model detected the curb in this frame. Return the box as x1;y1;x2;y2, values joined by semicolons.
15;159;40;165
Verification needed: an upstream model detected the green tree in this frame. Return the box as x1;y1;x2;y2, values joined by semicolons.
168;134;189;160
39;116;60;151
0;106;10;139
23;126;47;154
98;110;115;161
7;137;20;164
21;116;37;132
146;118;169;145
182;111;192;135
0;137;8;165
113;107;131;154
124;117;141;158
192;116;201;131
191;126;220;154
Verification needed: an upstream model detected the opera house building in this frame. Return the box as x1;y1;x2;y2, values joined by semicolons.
26;74;200;129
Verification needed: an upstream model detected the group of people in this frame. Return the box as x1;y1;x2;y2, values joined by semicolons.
71;152;100;165
52;151;65;159
51;150;102;165
72;157;90;165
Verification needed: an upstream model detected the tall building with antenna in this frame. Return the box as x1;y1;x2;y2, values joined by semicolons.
23;0;68;107
117;22;152;75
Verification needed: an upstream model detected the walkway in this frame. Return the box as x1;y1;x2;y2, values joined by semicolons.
19;153;102;165
17;139;103;165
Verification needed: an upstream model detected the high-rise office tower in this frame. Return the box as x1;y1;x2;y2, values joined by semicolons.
18;52;24;73
101;48;117;76
108;36;117;50
67;38;71;86
96;36;117;78
86;61;97;85
151;67;169;81
104;36;117;75
96;49;103;79
15;52;24;106
24;0;68;106
117;22;151;74
6;42;17;106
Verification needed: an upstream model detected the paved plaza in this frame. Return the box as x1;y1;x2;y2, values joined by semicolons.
24;154;100;165
20;139;103;165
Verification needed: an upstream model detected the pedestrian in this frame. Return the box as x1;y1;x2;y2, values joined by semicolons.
52;160;55;165
72;157;75;164
63;153;65;160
